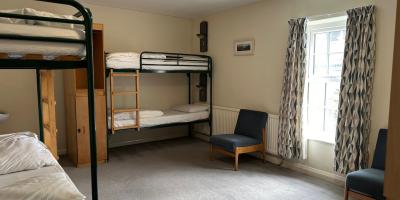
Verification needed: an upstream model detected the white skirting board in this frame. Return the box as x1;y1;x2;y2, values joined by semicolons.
264;155;345;186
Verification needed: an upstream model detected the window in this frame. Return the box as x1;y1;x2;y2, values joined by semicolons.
302;16;347;144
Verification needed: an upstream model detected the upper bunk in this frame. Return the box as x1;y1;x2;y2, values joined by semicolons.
106;51;212;74
0;1;99;199
0;0;93;70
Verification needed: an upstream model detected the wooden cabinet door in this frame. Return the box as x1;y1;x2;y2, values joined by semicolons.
75;94;107;166
40;70;58;159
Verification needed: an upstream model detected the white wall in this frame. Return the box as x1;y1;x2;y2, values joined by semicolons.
0;1;194;151
192;0;396;173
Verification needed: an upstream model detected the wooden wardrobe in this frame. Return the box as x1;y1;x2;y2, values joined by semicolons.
64;23;107;167
384;2;400;199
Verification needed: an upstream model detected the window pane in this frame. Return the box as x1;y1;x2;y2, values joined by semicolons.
308;82;325;107
314;54;328;76
329;30;346;53
314;33;328;54
329;53;343;76
326;82;341;110
307;107;324;132
325;109;338;136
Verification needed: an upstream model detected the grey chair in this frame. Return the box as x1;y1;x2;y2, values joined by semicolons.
209;109;268;171
345;129;388;200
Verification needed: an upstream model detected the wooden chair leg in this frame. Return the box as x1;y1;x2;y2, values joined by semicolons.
234;151;239;171
344;187;349;200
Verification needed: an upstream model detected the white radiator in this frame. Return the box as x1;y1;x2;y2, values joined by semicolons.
204;106;279;156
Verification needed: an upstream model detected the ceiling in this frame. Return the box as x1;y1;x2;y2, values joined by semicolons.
81;0;262;18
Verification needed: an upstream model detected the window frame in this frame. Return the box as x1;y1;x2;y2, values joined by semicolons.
303;16;347;144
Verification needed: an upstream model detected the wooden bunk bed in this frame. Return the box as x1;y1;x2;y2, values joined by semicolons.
0;0;99;199
106;52;213;137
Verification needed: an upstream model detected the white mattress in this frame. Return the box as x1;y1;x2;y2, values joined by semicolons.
143;65;209;71
107;54;209;71
108;65;209;71
0;22;85;57
0;164;85;200
143;59;209;71
0;132;84;199
110;110;209;128
0;165;63;188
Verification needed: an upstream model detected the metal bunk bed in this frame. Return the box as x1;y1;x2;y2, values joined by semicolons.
106;51;213;138
0;0;99;199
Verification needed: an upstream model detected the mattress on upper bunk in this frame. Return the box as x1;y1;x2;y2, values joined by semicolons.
0;22;85;57
110;110;209;128
106;52;210;71
0;8;85;58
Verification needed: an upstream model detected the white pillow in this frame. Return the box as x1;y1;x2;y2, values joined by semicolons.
173;104;209;113
0;132;57;175
0;173;86;200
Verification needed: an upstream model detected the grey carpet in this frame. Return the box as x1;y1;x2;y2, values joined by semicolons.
61;138;343;200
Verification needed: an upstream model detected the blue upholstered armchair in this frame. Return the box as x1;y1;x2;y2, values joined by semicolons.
209;109;268;171
345;129;388;200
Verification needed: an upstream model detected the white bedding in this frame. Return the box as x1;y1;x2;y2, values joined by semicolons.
110;110;209;128
0;132;57;175
0;165;85;200
0;165;61;188
108;61;209;71
0;22;85;57
106;52;209;71
0;132;85;200
0;8;85;57
113;110;164;121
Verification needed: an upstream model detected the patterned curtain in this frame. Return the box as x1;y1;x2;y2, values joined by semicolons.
335;5;376;174
278;18;307;160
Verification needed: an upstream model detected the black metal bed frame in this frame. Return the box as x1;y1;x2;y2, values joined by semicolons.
0;1;99;199
105;51;213;142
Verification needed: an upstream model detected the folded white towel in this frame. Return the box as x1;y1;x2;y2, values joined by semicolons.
106;60;139;69
106;52;140;69
107;58;138;63
114;110;164;120
106;52;140;60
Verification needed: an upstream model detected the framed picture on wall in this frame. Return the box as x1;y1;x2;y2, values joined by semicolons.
234;39;255;56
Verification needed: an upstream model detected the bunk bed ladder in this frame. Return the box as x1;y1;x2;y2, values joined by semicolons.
110;69;140;132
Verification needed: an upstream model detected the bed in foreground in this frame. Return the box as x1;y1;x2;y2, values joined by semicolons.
0;132;85;200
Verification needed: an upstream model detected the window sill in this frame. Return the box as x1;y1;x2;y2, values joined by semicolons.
305;135;335;145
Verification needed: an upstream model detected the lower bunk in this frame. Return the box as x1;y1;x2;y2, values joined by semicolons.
108;104;210;132
0;132;85;200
